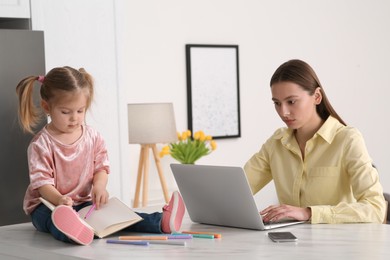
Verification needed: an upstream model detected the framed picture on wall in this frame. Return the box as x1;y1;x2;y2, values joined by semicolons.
185;44;241;139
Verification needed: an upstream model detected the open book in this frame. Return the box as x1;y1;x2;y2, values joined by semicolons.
39;197;143;238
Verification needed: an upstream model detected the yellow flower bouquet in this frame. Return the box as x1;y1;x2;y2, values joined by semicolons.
159;130;217;164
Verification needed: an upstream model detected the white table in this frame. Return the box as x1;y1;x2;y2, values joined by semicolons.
1;217;389;260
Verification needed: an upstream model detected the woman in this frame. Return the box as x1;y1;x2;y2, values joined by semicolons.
244;59;386;224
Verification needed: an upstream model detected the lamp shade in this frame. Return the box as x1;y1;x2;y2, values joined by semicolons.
127;103;178;144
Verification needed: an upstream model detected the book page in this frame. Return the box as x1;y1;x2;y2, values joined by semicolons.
78;197;143;238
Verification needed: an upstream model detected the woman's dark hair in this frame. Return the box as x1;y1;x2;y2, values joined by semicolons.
270;59;346;126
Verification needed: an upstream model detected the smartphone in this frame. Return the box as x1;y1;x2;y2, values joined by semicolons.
268;232;297;242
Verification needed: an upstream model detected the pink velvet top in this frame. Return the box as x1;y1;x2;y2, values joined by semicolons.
23;125;110;215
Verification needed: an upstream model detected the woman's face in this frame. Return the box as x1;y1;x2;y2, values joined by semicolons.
271;81;321;130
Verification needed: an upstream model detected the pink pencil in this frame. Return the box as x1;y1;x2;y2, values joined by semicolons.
84;204;96;219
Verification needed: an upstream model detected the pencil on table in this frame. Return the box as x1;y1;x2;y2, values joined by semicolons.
118;236;168;240
181;231;222;238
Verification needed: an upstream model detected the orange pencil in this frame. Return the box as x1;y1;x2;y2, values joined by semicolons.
181;231;222;239
119;236;168;240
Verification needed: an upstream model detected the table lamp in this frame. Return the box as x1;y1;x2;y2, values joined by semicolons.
127;103;178;208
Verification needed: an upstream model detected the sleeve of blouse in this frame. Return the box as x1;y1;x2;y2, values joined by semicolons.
93;131;110;175
244;141;273;195
27;141;55;190
311;128;386;224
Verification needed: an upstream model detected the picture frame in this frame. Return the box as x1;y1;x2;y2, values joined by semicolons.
185;44;241;139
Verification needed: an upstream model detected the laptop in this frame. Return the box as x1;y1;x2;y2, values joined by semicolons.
170;164;305;230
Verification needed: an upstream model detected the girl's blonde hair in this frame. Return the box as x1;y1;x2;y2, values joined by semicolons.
16;66;94;133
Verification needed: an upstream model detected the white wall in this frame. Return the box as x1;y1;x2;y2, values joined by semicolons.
29;0;390;209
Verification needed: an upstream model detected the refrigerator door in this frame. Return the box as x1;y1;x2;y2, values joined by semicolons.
0;29;45;225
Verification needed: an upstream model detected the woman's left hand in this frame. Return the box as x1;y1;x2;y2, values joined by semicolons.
260;204;311;222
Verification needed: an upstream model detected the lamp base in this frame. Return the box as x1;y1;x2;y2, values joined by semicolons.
133;144;170;208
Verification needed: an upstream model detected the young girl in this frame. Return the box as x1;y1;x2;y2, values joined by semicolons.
16;66;185;245
244;59;386;224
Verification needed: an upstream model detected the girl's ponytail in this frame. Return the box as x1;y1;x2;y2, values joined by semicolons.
16;76;44;133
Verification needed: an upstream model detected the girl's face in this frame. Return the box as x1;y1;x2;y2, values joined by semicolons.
43;90;88;135
271;81;321;131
